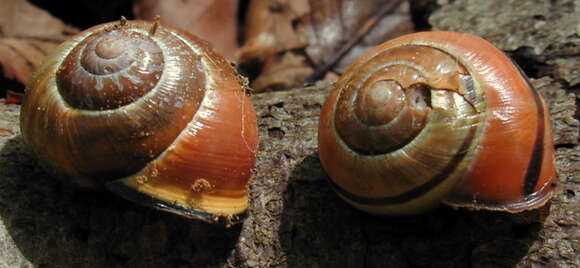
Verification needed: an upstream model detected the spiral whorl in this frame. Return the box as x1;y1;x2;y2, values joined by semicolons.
21;19;260;223
21;20;215;183
333;45;480;155
319;39;487;215
319;31;557;215
57;29;164;110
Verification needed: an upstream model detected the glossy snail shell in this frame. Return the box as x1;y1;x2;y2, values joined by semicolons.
20;18;259;224
318;31;556;215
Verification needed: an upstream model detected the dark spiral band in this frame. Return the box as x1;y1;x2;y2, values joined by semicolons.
42;21;210;181
318;31;556;214
328;126;477;205
326;44;484;205
517;66;546;196
334;45;479;155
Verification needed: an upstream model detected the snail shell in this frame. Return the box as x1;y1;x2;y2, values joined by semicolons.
20;19;259;224
318;31;556;215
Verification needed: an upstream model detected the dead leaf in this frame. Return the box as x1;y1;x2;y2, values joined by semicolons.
0;0;77;40
5;90;23;104
0;0;79;101
0;38;63;85
133;0;239;59
238;0;414;90
238;0;309;63
252;52;313;91
298;0;414;74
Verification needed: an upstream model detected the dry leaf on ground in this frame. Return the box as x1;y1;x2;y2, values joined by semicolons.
237;0;309;63
0;0;77;40
133;0;239;59
238;0;415;91
252;52;314;91
298;0;414;74
0;39;58;85
0;0;79;100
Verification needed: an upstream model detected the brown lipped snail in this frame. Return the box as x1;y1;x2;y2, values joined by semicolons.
318;31;557;215
19;18;259;225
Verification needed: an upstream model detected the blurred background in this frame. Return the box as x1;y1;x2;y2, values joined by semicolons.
0;0;433;101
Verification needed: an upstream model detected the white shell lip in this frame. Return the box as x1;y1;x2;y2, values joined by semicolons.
106;178;246;227
442;180;555;213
